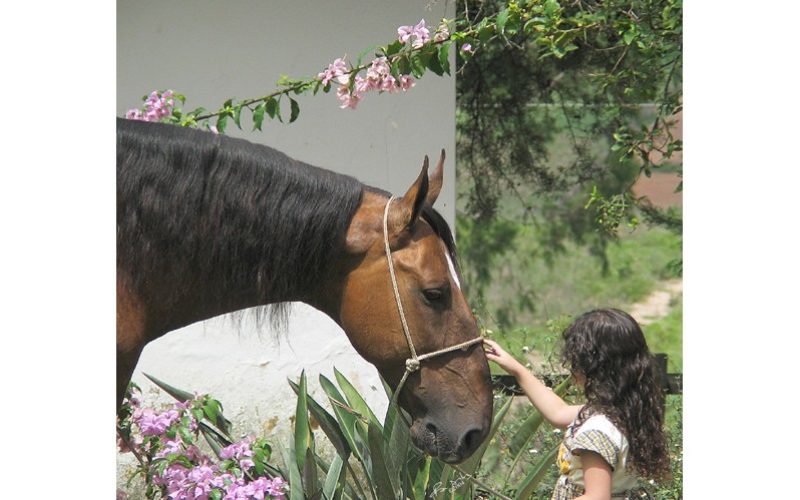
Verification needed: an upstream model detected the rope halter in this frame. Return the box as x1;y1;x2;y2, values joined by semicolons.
382;196;484;407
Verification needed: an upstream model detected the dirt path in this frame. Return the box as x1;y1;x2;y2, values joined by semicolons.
524;278;683;373
628;279;683;325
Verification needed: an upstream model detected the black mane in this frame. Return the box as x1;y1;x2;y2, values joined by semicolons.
117;119;364;313
117;118;461;325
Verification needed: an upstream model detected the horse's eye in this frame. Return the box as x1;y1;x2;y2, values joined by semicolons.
423;288;444;302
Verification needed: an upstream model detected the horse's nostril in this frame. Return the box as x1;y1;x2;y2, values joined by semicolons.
460;427;483;454
426;422;438;436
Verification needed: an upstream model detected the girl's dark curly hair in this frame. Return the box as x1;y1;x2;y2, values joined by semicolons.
561;308;670;480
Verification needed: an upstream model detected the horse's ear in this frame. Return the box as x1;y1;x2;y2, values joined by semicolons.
424;149;445;207
395;155;430;231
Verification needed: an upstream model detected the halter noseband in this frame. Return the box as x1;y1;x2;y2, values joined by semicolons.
382;196;485;407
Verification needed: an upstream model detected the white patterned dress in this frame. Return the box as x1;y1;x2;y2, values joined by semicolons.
551;413;641;499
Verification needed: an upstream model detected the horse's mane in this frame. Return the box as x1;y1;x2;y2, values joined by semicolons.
117;118;461;328
117;119;364;318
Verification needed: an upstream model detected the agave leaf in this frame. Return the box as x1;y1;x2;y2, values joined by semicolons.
334;368;382;429
453;395;514;497
322;453;345;500
199;422;230;459
367;420;400;499
278;439;304;500
289;378;351;458
303;447;321;499
384;405;411;487
513;443;559;500
143;373;194;402
432;465;454;500
508;376;571;456
319;375;368;469
294;371;313;472
412;456;432;500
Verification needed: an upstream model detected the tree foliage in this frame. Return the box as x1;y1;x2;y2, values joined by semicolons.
454;0;682;313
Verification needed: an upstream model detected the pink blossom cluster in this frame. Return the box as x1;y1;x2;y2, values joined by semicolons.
321;55;416;110
120;391;288;499
134;407;181;436
155;461;286;500
126;90;176;122
220;437;256;470
397;19;430;48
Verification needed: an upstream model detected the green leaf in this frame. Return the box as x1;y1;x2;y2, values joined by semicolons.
505;11;521;35
382;404;410;493
367;420;399;499
425;49;444;76
432;465;454;500
253;102;266;131
496;9;510;35
322;453;346;500
289;378;351;458
396;55;412;76
477;25;494;43
409;52;427;79
334;368;382;429
303;447;321;499
233;105;243;129
384;40;404;57
623;28;637;45
412;457;432;500
216;114;228;134
294;371;312;472
265;97;278;119
508;376;571;456
319;375;367;469
544;0;561;17
279;440;305;500
513;443;559;500
454;395;514;496
289;98;300;123
438;41;452;75
143;373;194;402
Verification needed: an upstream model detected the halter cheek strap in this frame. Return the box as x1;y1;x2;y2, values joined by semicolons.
382;196;484;406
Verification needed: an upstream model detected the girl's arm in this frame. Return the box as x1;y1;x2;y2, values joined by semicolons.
574;451;612;500
484;339;582;429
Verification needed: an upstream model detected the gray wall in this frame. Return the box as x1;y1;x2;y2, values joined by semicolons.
117;0;456;480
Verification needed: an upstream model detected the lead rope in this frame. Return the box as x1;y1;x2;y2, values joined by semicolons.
383;197;511;500
382;197;484;408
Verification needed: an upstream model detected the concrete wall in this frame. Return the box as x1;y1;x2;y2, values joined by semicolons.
117;0;456;482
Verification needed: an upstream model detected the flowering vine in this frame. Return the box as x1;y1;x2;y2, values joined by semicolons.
123;12;498;133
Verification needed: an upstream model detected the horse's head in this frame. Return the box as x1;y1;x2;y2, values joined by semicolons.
333;151;493;464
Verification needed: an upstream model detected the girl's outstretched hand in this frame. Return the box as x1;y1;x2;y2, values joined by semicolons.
483;338;525;377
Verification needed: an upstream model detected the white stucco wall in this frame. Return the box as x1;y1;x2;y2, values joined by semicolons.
117;0;455;485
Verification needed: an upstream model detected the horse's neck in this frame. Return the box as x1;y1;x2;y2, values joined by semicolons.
117;125;363;336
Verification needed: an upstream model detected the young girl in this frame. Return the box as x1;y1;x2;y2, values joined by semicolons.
484;308;669;499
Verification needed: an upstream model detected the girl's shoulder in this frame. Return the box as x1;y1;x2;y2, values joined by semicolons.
570;413;627;448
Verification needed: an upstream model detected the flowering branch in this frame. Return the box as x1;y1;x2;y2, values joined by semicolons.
124;1;596;134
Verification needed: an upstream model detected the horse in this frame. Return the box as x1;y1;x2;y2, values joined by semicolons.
116;118;493;463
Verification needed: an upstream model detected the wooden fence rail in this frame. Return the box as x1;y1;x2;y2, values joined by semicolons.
491;353;682;400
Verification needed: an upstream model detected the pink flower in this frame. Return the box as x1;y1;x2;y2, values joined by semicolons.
397;19;430;48
336;85;361;109
125;108;144;120
126;89;176;122
135;408;180;436
318;57;349;86
398;75;415;91
220;437;256;470
209;125;219;135
461;43;474;54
